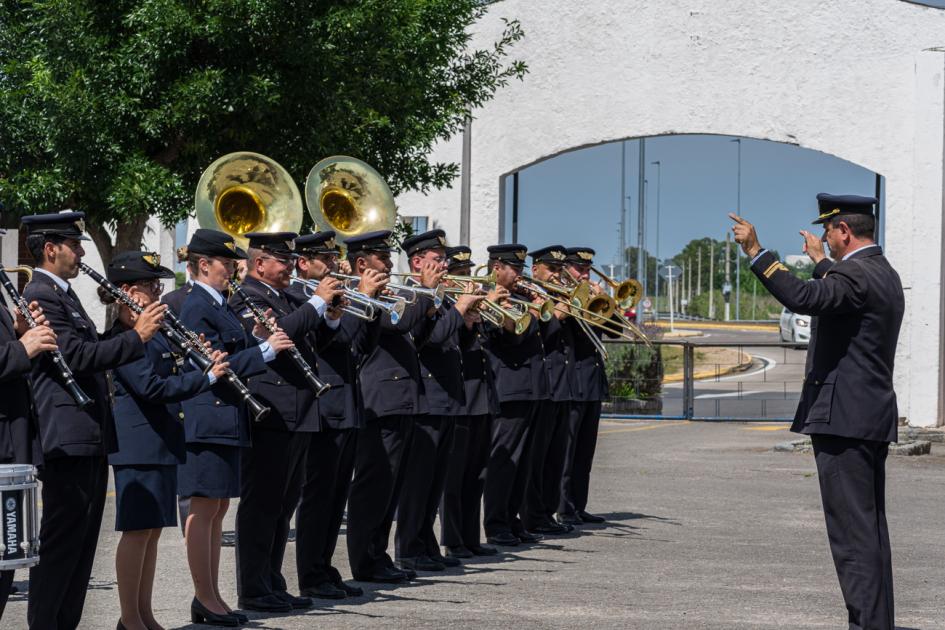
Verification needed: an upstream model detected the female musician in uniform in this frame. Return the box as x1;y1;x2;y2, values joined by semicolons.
177;229;293;626
101;251;230;630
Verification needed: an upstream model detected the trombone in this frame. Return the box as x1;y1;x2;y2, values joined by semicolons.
439;276;533;333
291;276;406;324
591;267;643;309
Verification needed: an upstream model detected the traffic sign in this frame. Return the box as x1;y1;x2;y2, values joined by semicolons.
641;298;652;309
659;264;681;279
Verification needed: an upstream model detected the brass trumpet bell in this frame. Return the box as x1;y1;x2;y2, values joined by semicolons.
305;156;398;238
195;152;303;249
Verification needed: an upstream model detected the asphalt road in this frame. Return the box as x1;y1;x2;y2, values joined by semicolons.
4;420;943;629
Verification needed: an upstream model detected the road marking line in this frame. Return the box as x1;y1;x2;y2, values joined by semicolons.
743;425;790;431
599;421;690;435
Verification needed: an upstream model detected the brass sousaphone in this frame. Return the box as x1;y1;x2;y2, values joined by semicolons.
195;152;303;249
304;156;398;238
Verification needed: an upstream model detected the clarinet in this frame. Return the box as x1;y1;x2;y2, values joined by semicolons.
0;267;93;408
79;263;271;422
228;280;330;397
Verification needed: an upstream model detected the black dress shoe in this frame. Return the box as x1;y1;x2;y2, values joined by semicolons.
468;544;498;556
275;590;313;609
514;529;544;543
302;582;346;600
532;522;568;534
354;566;408;583
557;512;583;526
445;545;474;559
579;510;605;524
429;551;461;567
191;598;240;627
334;580;364;597
401;566;417;579
237;594;292;613
227;610;249;624
398;556;446;571
117;621;127;630
486;532;520;546
221;531;236;547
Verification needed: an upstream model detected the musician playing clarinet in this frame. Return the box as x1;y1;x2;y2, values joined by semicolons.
20;212;164;630
100;251;230;630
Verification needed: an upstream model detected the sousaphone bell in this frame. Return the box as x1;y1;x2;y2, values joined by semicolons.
304;156;398;238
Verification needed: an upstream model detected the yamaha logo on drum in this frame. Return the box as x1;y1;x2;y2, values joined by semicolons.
3;490;23;560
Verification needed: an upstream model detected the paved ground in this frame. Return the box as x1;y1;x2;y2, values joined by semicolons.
5;420;944;629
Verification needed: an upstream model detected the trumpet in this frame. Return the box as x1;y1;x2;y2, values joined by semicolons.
291;277;405;324
382;274;446;308
1;265;93;408
440;278;532;332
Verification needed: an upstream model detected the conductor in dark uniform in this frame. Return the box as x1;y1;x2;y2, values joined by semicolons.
345;230;440;583
521;245;575;535
482;244;550;546
439;246;501;559
20;212;165;630
0;258;55;622
228;232;344;612
731;194;903;630
289;231;383;599
558;246;610;525
395;230;482;571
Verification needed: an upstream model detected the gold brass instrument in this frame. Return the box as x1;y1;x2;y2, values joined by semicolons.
195;152;304;250
556;271;650;346
305;156;398;238
439;275;532;332
591;266;643;309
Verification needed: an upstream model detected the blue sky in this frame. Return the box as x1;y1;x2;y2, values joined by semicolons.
508;134;880;269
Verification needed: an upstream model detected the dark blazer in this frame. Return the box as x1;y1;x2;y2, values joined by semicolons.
179;283;267;447
567;319;610;402
358;290;434;421
483;292;550;403
0;306;41;464
23;271;145;458
751;246;904;442
162;282;192;316
540;315;576;403
458;321;499;417
285;282;381;430
228;276;327;432
415;303;466;416
106;323;211;466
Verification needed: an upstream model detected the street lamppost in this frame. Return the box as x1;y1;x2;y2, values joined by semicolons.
730;138;742;320
650;160;661;317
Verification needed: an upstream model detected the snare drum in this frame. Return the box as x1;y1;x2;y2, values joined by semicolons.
0;464;40;570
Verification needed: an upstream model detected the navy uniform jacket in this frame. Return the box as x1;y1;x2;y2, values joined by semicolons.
566;316;618;402
751;247;904;442
228;276;327;433
358;291;435;421
540;315;577;403
0;306;41;465
106;322;212;466
285;282;381;430
458;321;500;416
23;271;145;458
415;302;466;416
162;283;192;316
483;292;550;403
179;283;267;447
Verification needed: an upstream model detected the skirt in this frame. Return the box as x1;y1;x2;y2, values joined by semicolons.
114;464;178;531
177;443;241;499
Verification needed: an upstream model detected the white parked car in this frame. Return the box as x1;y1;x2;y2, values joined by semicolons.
779;307;811;343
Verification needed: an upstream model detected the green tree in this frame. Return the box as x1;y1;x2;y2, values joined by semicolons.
0;0;526;263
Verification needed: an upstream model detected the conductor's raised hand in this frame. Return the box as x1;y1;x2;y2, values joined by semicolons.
729;213;762;258
800;230;827;264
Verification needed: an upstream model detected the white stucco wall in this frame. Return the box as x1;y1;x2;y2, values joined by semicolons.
395;0;945;426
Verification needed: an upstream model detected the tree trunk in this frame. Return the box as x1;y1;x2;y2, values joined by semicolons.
85;215;149;269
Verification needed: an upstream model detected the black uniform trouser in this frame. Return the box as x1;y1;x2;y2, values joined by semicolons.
522;400;571;529
483;400;537;537
810;434;894;630
440;414;492;549
296;426;357;589
559;400;602;516
395;414;455;560
236;429;308;598
0;570;13;621
28;455;108;630
346;415;414;578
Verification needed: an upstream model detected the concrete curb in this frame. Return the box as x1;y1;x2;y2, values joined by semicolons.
775;437;933;456
663;350;754;384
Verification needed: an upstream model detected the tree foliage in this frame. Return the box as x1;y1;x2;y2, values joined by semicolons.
0;0;526;262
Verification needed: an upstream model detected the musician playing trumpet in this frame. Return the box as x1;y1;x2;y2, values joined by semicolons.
288;231;384;599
